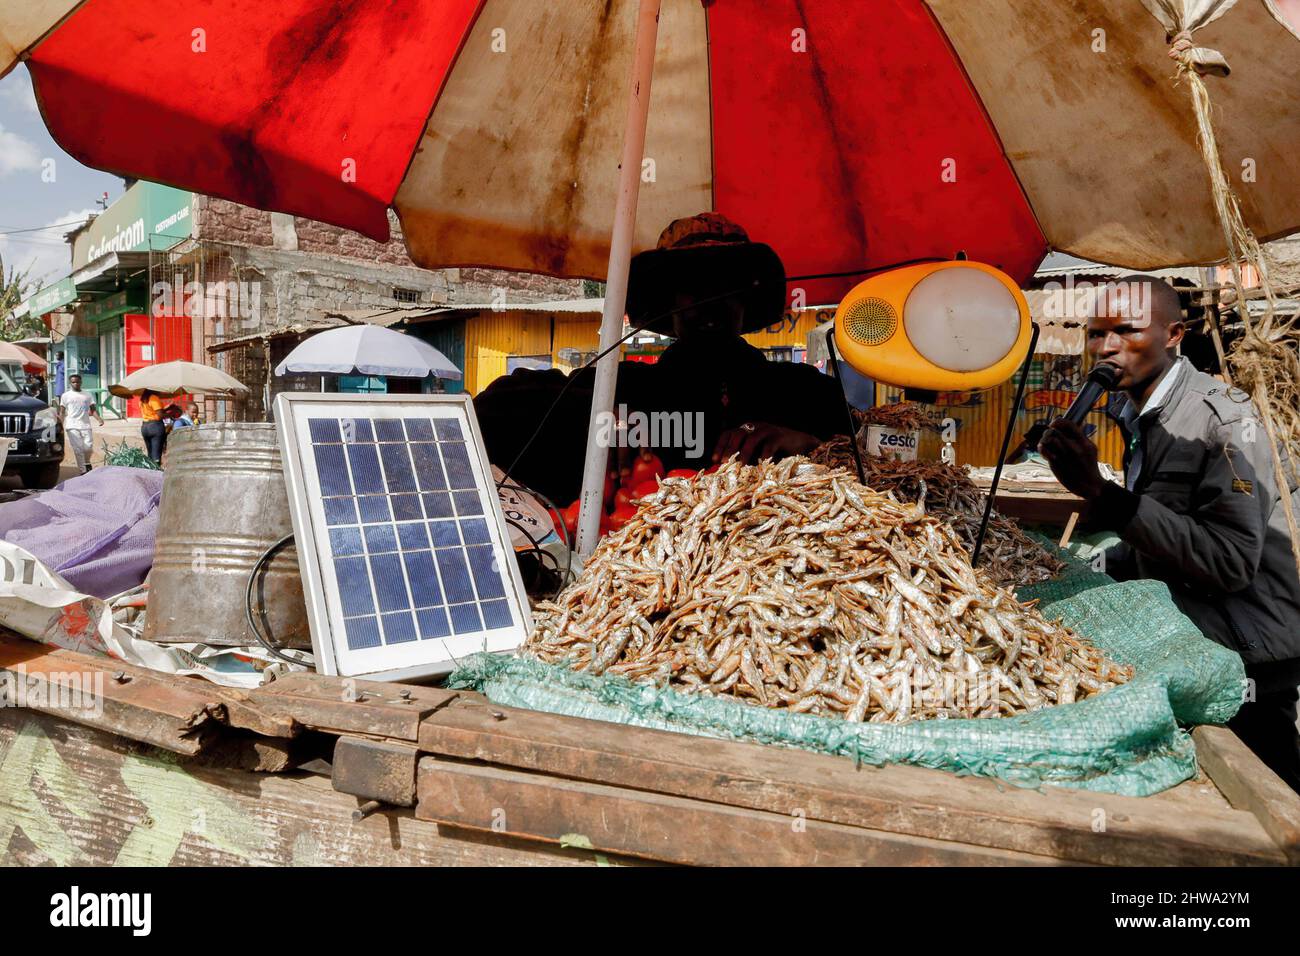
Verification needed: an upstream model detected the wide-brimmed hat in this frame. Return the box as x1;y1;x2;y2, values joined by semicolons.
626;213;786;336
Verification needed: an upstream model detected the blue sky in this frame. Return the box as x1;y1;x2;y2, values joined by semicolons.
0;64;123;289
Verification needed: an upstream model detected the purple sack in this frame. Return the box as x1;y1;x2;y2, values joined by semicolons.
0;466;164;598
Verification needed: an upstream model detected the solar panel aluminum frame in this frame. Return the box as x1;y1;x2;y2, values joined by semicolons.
275;392;533;681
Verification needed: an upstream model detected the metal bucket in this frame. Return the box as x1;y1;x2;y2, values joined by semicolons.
144;423;311;649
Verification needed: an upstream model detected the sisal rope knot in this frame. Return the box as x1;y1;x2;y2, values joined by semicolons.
1168;29;1196;59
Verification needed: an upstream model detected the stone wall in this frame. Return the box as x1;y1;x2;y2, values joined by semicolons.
193;197;584;319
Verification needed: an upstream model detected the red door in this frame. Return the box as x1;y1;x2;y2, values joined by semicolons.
124;313;194;417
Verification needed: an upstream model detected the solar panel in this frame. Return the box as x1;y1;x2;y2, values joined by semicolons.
276;393;532;680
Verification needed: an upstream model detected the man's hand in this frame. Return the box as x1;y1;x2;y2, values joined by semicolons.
712;422;821;465
1039;419;1107;500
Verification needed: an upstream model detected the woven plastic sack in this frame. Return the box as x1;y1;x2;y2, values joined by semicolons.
451;548;1244;796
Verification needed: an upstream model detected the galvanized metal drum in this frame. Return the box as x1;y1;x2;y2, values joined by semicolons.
144;423;311;649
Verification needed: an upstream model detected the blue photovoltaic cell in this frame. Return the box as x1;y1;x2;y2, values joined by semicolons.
481;599;513;630
391;493;422;521
363;524;398;553
308;412;519;654
380;443;417;492
428;520;460;547
369;553;409;612
452;490;483;516
417;607;451;639
358;496;391;523
449;602;482;634
309;418;342;443
404;418;435;441
334;557;374;617
436;548;476;604
410;444;446;490
381;611;418;644
329;527;364;557
345;616;382;650
404;551;441;606
348;444;385;494
314;444;352;496
323;497;357;526
422;492;453;517
397;522;429;550
441;443;475;489
347;418;375;442
467;545;505;599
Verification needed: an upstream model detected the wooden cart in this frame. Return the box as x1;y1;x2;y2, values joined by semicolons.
2;634;1297;867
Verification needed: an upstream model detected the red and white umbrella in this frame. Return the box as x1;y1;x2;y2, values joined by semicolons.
6;0;1300;548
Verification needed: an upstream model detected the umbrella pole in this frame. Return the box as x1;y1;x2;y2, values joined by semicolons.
574;0;662;557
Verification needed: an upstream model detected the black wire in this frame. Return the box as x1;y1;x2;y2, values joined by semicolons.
497;479;574;601
785;256;947;284
245;532;313;666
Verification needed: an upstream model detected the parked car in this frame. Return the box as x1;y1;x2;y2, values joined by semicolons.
0;362;64;489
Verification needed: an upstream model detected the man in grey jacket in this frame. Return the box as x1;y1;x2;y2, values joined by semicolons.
1040;276;1300;793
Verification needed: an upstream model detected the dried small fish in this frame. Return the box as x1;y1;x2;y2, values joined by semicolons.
809;437;1065;587
524;457;1131;724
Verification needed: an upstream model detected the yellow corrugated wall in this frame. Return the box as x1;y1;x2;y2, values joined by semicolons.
743;307;836;350
463;311;553;394
877;351;1126;469
551;317;603;372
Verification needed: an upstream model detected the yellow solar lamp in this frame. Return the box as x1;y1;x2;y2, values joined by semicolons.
833;260;1032;392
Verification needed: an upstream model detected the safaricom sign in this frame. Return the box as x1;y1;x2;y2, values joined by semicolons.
83;216;147;262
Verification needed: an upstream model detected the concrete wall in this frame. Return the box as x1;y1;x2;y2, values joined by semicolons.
193;197;583;335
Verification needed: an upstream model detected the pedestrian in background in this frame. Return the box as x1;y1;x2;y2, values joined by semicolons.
139;389;170;466
57;373;103;474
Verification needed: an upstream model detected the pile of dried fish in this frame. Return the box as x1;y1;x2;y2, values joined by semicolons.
809;437;1063;586
525;458;1129;723
857;401;931;432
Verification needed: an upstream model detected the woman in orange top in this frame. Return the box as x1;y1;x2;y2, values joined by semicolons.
139;389;171;465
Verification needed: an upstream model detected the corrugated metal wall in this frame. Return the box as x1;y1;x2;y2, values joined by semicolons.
743;307;837;350
878;349;1126;468
463;311;552;393
551;316;602;372
406;318;467;394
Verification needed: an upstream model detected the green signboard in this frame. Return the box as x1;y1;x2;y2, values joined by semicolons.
72;181;193;269
83;289;147;323
27;277;77;318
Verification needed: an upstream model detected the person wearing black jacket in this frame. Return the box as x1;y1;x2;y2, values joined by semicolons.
1041;276;1300;792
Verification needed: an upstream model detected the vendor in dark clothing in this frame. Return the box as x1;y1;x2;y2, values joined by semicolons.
1040;276;1300;793
474;213;847;506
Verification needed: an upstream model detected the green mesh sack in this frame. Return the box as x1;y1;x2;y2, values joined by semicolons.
450;540;1244;797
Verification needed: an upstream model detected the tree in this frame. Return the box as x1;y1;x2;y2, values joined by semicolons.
0;253;44;342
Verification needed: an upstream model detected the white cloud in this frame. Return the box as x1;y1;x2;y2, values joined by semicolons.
0;207;97;289
0;68;39;116
0;123;42;176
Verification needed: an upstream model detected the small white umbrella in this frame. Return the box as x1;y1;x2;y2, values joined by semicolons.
108;360;249;397
274;325;462;380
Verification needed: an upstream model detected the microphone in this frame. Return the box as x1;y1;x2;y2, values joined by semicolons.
1025;363;1118;451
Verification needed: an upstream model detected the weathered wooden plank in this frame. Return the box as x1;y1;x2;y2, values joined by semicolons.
332;736;419;806
1194;724;1300;865
416;756;1061;866
0;708;642;866
418;696;1286;866
251;672;456;741
0;633;298;743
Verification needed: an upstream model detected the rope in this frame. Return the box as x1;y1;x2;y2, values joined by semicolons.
1167;30;1300;580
